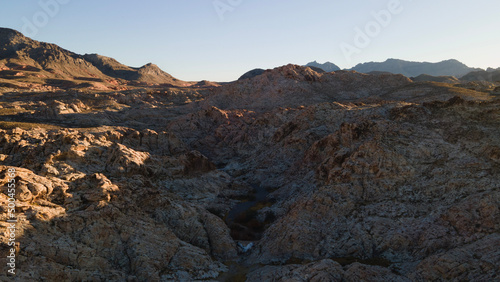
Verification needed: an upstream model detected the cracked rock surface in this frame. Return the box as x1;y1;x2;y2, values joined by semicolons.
0;65;499;281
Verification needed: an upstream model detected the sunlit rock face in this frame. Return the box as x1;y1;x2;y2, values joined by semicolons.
0;29;499;280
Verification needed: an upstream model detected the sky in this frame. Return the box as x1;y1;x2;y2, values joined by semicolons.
0;0;499;82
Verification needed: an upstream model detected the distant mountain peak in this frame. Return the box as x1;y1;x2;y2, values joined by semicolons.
351;59;481;77
305;61;340;72
139;63;166;74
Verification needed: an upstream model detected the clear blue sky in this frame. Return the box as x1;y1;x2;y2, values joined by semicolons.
1;0;499;81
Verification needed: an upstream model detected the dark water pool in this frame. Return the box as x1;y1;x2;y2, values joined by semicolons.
225;184;275;241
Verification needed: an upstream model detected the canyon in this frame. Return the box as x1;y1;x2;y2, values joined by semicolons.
0;28;499;281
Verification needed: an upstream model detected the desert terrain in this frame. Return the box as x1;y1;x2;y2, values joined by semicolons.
0;28;499;281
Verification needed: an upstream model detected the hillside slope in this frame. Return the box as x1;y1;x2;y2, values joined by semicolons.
0;27;186;89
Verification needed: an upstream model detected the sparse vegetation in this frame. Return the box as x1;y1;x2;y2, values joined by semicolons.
0;121;62;130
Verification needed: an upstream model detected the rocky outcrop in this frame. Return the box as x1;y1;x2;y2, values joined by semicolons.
234;98;500;279
238;68;266;81
0;126;238;281
166;95;499;280
247;260;409;281
0;59;499;280
204;64;414;111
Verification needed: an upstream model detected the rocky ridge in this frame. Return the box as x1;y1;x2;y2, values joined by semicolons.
350;58;482;78
461;69;500;83
0;28;188;90
411;74;459;84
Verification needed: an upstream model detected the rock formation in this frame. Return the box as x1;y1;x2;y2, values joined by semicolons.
238;68;266;81
0;27;187;90
0;30;499;281
411;74;459;84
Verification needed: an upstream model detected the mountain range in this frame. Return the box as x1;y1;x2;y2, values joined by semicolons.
349;58;482;77
305;58;488;79
0;27;188;90
1;26;498;91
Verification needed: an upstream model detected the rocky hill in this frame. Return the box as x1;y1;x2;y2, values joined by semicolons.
83;54;185;85
0;27;186;89
205;64;488;112
411;74;460;84
0;28;114;89
461;69;500;82
81;53;139;80
351;58;481;77
238;68;266;81
305;61;341;72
